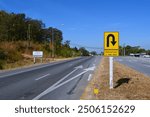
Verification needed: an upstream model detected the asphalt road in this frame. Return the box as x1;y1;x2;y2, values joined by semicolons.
0;56;101;100
115;56;150;76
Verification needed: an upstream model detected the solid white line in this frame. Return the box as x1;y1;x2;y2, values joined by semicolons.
0;63;60;78
88;74;92;81
0;57;82;78
49;68;79;89
33;70;89;100
35;74;50;81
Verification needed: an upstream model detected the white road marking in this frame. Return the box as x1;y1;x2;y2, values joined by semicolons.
0;58;81;78
0;63;62;78
47;65;83;90
35;74;50;81
0;62;61;78
129;60;132;62
117;59;123;62
143;65;150;68
84;66;95;71
33;66;94;100
50;68;78;88
88;74;92;81
75;65;83;69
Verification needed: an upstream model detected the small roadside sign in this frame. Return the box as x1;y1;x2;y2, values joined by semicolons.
104;32;119;56
32;51;43;64
33;51;43;58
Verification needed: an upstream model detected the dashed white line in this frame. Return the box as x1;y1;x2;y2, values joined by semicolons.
35;74;50;81
88;74;92;81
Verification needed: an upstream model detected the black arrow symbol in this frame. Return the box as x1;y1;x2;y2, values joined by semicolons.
111;38;117;46
107;34;117;47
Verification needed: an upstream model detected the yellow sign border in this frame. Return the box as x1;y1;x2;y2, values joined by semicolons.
104;32;119;56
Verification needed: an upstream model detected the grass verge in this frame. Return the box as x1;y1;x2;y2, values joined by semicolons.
0;56;77;72
81;57;150;100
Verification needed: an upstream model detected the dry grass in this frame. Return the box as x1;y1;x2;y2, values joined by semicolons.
81;57;150;100
0;41;77;71
0;56;77;72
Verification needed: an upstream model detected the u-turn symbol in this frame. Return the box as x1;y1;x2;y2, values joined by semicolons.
107;34;116;47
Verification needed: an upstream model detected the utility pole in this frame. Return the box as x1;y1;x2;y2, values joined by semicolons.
122;43;125;56
123;43;126;56
27;23;31;50
51;28;55;60
50;24;64;60
28;24;31;47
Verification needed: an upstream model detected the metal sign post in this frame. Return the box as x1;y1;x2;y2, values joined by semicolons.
104;32;119;89
34;57;36;64
109;57;113;89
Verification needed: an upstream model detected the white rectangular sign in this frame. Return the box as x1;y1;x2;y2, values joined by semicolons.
33;51;43;58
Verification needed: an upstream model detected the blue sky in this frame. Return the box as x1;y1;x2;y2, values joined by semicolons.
0;0;150;51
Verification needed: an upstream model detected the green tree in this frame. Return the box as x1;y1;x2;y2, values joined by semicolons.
90;51;97;55
0;10;10;41
79;47;89;56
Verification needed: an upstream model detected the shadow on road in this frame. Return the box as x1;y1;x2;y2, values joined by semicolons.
114;78;131;88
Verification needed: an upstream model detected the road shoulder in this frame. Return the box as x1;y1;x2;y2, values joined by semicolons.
81;57;150;100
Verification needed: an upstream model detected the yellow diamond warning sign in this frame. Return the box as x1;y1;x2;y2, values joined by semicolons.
104;32;119;56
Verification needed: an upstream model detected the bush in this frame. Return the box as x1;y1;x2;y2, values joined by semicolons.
0;60;4;69
16;41;26;52
0;49;6;60
0;49;6;69
6;50;23;63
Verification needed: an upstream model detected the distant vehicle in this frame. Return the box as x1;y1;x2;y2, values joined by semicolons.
143;55;150;58
129;53;134;56
140;53;146;57
134;54;140;57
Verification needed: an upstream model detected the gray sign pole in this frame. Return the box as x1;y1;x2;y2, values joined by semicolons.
34;57;36;64
41;58;43;63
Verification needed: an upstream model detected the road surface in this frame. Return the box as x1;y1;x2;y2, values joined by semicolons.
0;56;101;100
115;57;150;76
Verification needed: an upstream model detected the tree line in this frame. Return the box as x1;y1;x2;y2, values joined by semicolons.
0;10;92;58
119;45;150;56
0;10;94;69
0;10;63;46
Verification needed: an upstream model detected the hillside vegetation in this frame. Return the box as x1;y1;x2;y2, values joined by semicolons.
0;10;90;69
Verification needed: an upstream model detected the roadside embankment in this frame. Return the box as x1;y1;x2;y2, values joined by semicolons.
0;53;77;72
